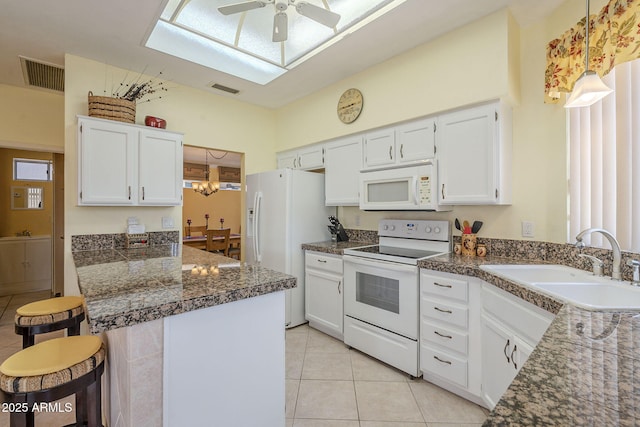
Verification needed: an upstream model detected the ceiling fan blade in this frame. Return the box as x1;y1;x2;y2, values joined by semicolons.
295;2;340;28
272;12;288;42
218;1;267;15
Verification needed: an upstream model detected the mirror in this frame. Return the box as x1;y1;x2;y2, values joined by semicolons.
11;186;44;210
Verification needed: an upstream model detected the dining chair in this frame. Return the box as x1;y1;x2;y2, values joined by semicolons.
184;225;207;237
228;241;241;260
207;229;231;256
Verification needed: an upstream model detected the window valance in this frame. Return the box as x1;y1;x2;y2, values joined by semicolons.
545;0;640;103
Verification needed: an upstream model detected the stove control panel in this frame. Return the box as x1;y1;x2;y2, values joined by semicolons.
378;219;450;241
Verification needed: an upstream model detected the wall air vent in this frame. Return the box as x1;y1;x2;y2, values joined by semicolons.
19;56;64;92
210;83;240;95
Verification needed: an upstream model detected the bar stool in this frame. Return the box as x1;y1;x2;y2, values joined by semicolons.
14;296;85;348
0;335;105;427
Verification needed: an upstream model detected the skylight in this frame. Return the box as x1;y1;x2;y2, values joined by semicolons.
145;0;404;85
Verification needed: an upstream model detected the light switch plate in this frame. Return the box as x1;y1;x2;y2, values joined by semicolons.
162;217;174;229
522;221;535;238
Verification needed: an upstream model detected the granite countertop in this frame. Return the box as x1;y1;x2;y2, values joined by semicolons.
301;240;375;255
303;243;640;425
73;244;296;334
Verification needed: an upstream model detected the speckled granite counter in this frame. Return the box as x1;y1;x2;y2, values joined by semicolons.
301;240;374;255
73;244;296;334
415;254;640;426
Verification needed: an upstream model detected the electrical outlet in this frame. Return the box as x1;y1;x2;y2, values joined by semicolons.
355;215;361;227
522;221;535;238
162;217;174;229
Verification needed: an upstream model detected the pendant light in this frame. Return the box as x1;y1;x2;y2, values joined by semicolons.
193;149;220;197
565;0;613;108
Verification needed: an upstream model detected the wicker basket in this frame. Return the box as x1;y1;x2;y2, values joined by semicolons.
87;91;136;123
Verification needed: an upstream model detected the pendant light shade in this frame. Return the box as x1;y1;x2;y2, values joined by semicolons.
564;0;613;108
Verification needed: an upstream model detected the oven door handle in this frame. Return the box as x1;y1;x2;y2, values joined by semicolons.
344;255;416;273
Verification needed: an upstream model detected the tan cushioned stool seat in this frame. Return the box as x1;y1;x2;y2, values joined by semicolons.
15;296;84;327
0;336;104;393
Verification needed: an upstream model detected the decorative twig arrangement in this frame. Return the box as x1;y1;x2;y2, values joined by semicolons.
107;69;170;103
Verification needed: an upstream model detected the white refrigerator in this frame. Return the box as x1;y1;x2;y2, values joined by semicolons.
246;169;335;328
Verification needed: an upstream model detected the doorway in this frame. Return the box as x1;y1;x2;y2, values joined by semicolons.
182;146;243;257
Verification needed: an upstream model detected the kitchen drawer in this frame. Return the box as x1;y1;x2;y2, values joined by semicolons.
421;271;468;303
420;344;468;388
305;251;343;274
421;320;468;356
422;298;468;329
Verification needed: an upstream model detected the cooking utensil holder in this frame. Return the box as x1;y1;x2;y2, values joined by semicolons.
460;234;477;256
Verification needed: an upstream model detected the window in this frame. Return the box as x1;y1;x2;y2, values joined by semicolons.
568;58;640;252
13;158;53;181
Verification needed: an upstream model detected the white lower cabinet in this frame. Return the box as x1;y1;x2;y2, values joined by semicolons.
420;270;483;405
305;251;343;340
480;283;553;409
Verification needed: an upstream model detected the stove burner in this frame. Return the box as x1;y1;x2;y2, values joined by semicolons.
351;245;442;260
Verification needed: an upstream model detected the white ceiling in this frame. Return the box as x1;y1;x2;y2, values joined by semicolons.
0;0;567;109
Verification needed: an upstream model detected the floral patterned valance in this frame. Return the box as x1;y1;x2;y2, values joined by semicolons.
545;0;640;103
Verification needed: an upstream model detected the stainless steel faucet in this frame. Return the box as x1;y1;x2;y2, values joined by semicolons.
575;228;622;280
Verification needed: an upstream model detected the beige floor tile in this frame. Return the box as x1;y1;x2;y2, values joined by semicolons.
293;419;360;426
302;352;353;381
286;418;294;427
351;350;409;382
286;331;309;354
355;381;424;423
287;351;305;379
360;422;426;427
7;290;52;306
0;344;22;364
286;379;300;419
0;323;22;347
295;380;358;420
410;381;488;424
0;295;11;309
306;329;349;354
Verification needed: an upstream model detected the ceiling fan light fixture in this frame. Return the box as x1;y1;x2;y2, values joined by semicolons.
564;0;613;108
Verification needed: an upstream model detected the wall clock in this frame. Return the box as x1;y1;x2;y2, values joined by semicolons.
337;88;363;124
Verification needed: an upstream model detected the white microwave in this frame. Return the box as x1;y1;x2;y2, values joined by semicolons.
359;162;450;211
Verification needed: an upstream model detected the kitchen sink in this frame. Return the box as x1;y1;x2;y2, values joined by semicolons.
480;264;640;310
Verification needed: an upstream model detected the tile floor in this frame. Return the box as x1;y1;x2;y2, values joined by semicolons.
0;291;489;426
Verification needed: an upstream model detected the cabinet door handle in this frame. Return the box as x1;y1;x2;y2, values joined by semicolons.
433;282;452;288
298;156;302;168
441;183;445;199
142;186;145;200
433;356;452;365
503;339;511;363
400;143;404;158
434;307;452;314
128;186;132;200
293;158;297;168
389;146;393;160
434;331;452;339
510;344;518;370
338;280;341;294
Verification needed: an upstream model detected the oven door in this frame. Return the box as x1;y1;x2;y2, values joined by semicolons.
343;255;419;340
359;163;435;211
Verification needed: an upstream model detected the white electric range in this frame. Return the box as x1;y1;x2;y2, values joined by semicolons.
343;219;451;377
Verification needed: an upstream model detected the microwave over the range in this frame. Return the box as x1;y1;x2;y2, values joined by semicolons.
359;162;450;211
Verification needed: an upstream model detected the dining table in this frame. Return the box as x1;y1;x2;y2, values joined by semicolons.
182;233;241;249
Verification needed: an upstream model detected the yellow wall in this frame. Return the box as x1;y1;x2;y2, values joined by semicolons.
182;189;242;235
63;55;277;294
0;84;64;151
0;149;53;237
273;4;594;244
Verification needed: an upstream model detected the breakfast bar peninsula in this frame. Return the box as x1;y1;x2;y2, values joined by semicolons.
73;243;295;427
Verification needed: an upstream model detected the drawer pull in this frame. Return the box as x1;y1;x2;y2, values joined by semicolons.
433;282;452;288
434;307;452;314
434;331;452;339
503;339;511;363
433;356;452;365
317;259;327;263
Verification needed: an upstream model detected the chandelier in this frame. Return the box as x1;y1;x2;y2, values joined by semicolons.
193;149;220;196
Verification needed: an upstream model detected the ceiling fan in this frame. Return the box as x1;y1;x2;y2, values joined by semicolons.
218;0;341;42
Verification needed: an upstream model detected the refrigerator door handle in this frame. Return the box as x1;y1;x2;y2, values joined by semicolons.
254;191;263;262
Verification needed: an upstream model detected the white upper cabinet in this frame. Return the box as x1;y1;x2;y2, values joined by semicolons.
436;102;512;205
363;128;396;169
395;118;436;165
277;144;324;170
78;116;183;206
324;136;362;206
